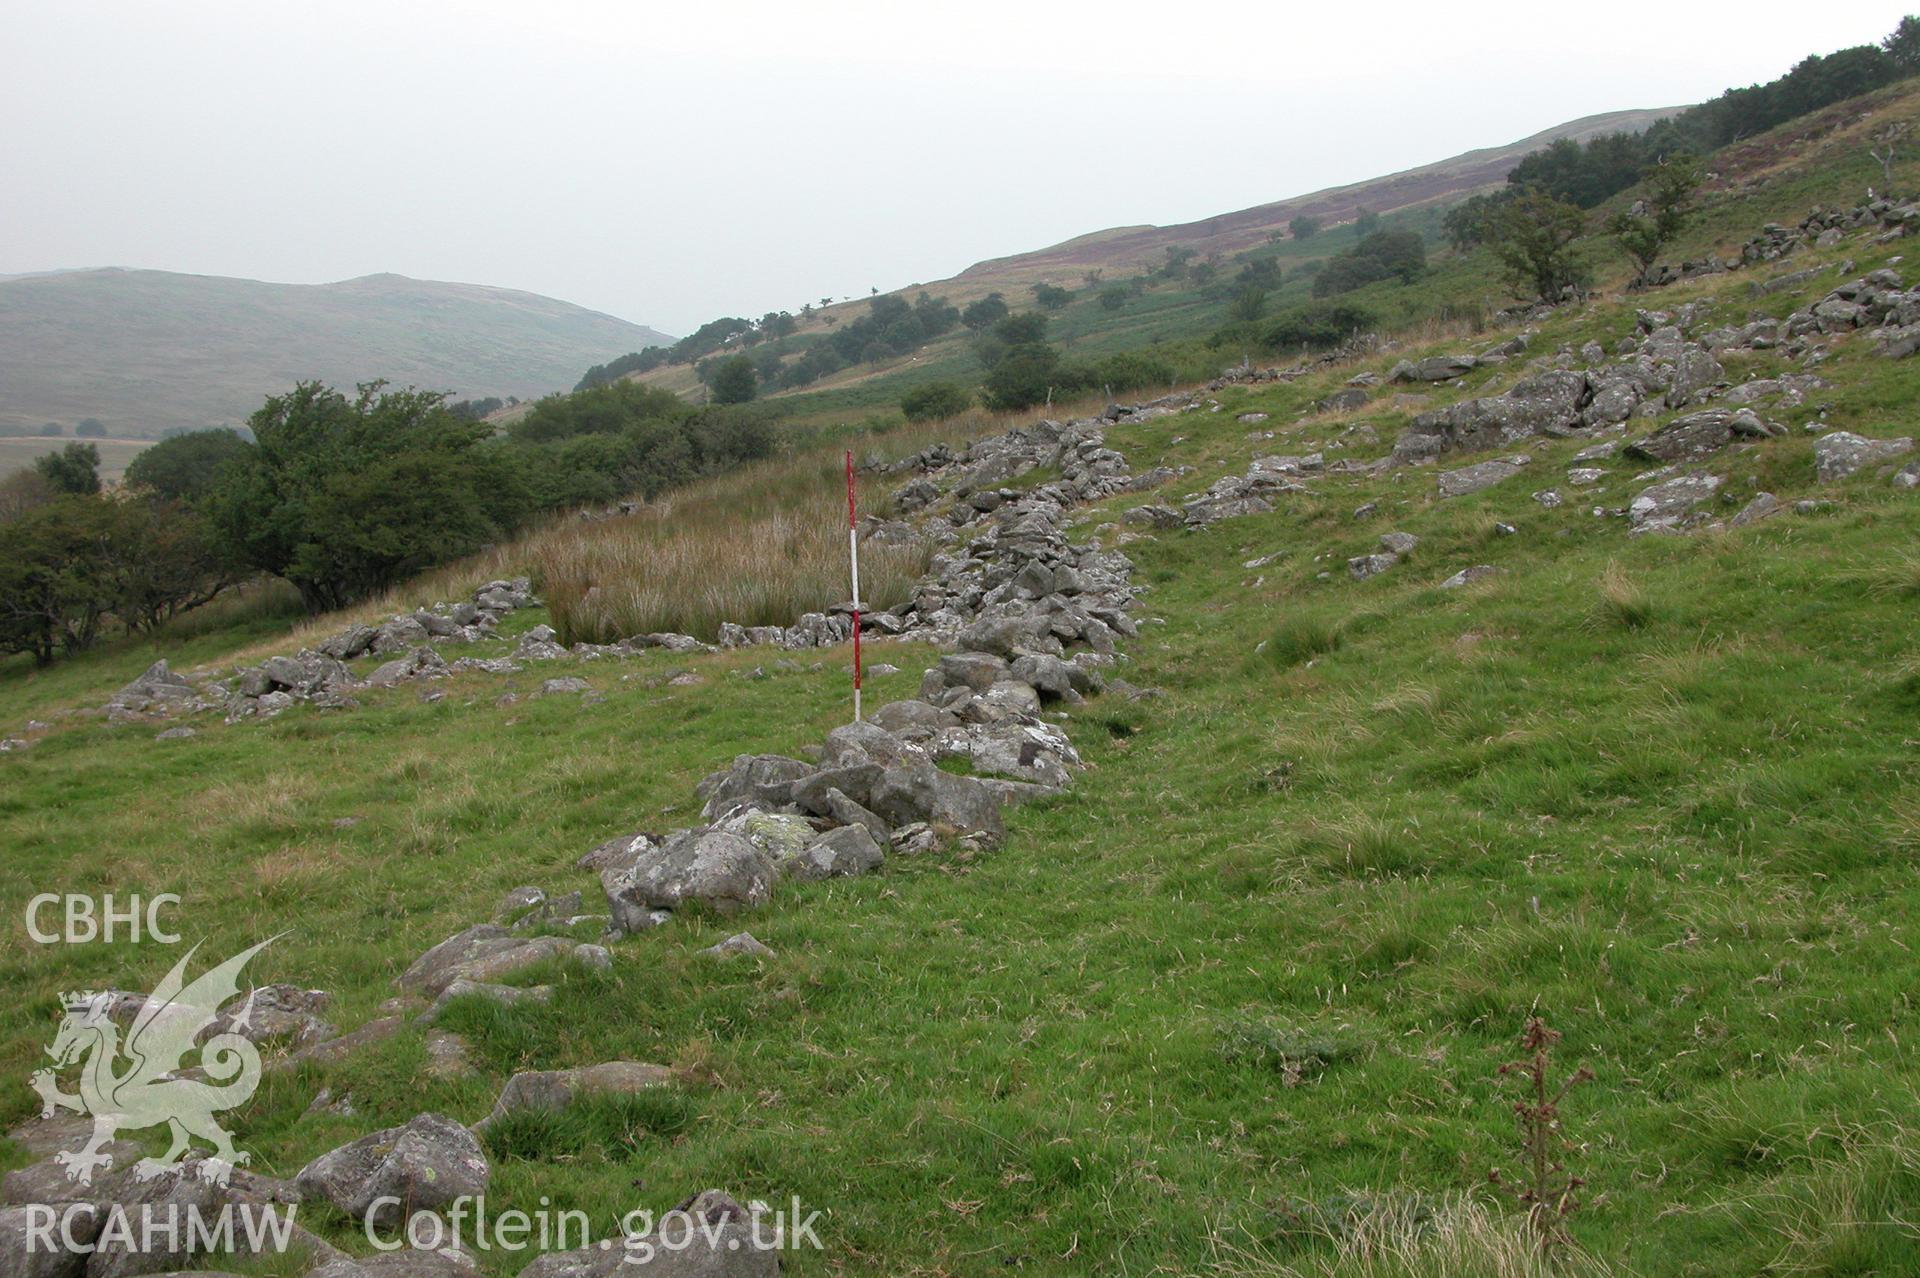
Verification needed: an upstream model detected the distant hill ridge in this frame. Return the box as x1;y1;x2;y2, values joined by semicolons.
0;268;673;436
955;108;1684;288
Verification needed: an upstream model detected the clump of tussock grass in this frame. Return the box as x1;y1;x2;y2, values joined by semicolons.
1209;1194;1618;1278
1257;615;1344;670
1287;812;1425;879
1839;551;1920;599
1726;1123;1920;1274
529;457;932;644
1885;793;1920;855
1589;561;1655;631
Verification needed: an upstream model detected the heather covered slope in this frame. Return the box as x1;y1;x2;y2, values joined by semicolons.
954;107;1683;289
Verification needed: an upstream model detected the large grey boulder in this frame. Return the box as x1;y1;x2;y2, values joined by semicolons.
978;680;1042;719
474;1062;676;1132
715;809;815;863
317;624;378;661
578;832;658;874
937;652;1011;692
395;926;590;998
868;763;1005;843
790;764;883;815
371;616;432;655
0;1204;87;1278
934;720;1079;788
818;721;922;770
1814;431;1914;482
1393;370;1586;462
955;614;1048;657
695;754;813;820
1436;457;1528;498
1626;410;1737;463
822;788;892;846
295;1114;488;1230
869;699;959;738
1629;473;1722;533
603;830;775;922
1009;653;1094;700
1665;347;1724;407
786;825;885;881
107;661;200;718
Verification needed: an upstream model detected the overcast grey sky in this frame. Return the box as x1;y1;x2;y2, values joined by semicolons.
2;1;1911;335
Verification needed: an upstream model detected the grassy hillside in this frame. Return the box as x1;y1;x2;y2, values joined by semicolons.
0;269;673;439
626;110;1678;414
3;82;1920;1278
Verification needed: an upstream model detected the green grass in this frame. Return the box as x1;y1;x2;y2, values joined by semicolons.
5;89;1920;1277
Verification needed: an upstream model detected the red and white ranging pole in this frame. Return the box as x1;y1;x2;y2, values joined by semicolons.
845;450;863;722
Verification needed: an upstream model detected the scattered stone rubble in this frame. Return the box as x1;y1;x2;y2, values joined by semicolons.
1739;198;1918;266
101;579;544;725
1366;261;1918;533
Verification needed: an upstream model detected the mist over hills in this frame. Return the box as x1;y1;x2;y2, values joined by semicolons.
0;268;673;436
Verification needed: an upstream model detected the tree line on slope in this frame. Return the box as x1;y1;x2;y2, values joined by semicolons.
0;379;780;665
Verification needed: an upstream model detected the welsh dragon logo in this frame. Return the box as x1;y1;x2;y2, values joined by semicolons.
30;938;275;1187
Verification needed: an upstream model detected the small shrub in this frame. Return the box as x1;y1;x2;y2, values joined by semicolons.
900;381;973;423
1490;1017;1594;1252
1070;351;1176;396
1263;303;1377;352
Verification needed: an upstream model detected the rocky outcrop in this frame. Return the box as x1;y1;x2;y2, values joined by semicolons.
1624;409;1784;464
1392;371;1587;463
1813;430;1915;482
109;579;544;727
602;829;778;922
105;660;204;722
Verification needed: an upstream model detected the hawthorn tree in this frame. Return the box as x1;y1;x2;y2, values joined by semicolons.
710;355;758;404
1487;189;1592;302
1608;156;1703;286
209;381;522;612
